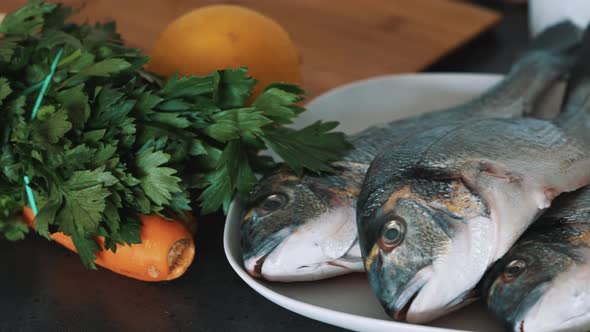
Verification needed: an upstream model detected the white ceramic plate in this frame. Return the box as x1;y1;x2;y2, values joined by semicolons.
223;74;549;332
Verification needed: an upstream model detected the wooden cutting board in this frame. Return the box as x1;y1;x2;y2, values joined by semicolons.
1;0;499;98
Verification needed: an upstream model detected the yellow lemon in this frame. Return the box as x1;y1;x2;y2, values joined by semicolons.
148;5;301;99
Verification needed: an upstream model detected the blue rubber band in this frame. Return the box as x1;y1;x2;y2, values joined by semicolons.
30;48;63;121
24;48;64;216
23;176;38;216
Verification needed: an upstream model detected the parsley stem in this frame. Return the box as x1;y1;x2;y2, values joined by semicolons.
20;81;44;97
57;48;81;67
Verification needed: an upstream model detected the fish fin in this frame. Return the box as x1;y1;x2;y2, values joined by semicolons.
558;22;590;140
476;161;522;184
529;21;580;54
470;22;579;120
459;160;522;197
459;160;535;211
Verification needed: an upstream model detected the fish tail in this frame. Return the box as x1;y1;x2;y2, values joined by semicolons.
556;23;590;138
528;21;580;54
473;22;580;119
509;20;581;87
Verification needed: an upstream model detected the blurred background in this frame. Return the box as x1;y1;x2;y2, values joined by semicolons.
3;0;589;98
0;0;530;98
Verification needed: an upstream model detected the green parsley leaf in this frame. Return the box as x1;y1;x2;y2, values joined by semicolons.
30;107;72;144
252;87;302;124
115;216;142;246
212;108;273;136
0;77;12;105
56;84;90;130
160;73;217;99
135;147;182;206
0;37;20;62
5;96;27;142
214;68;257;108
34;186;62;239
0;0;57;36
0;220;28;241
198;167;232;215
60;58;131;88
56;169;114;234
0;191;28;241
71;232;101;269
261;121;353;176
198;140;257;213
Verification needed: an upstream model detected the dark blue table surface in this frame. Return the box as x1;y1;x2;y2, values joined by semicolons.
0;1;529;331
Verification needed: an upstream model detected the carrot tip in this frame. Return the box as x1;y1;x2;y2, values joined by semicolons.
167;238;195;280
147;266;160;279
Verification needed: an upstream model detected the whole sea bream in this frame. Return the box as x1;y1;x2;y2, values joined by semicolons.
356;24;590;324
482;187;590;332
482;29;590;332
240;22;580;282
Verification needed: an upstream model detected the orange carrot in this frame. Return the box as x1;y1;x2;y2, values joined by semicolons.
22;207;196;282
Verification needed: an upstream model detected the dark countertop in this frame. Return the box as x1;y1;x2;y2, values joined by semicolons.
0;2;529;331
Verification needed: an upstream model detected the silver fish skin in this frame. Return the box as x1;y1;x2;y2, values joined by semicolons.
482;25;590;332
240;22;579;282
482;187;590;332
356;23;590;324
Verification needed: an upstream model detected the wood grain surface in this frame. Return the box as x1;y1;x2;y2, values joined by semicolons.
1;0;499;97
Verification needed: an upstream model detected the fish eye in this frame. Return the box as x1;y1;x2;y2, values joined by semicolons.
256;193;287;216
378;218;406;251
502;259;527;282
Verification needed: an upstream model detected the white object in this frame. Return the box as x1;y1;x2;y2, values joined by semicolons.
529;0;590;36
224;74;544;332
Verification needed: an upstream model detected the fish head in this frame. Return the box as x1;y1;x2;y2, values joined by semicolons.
358;178;489;323
482;227;589;332
241;168;362;281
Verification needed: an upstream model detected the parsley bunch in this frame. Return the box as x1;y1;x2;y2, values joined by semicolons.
0;0;351;268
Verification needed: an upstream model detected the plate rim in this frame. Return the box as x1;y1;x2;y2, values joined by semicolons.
223;73;505;332
304;72;503;107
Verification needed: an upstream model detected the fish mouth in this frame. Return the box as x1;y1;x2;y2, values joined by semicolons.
512;279;590;332
390;289;420;321
519;311;590;332
244;250;363;281
390;286;479;323
242;227;293;278
506;282;549;330
450;288;480;307
440;288;480;316
244;254;269;278
385;267;431;322
382;266;480;323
